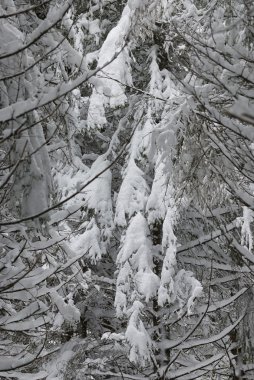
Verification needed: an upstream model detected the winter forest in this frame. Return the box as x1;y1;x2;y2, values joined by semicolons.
1;0;254;379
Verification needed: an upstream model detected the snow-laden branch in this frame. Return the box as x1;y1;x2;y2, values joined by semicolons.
0;1;73;60
165;352;225;379
0;46;126;123
0;115;136;225
177;220;237;254
0;0;51;19
161;312;245;350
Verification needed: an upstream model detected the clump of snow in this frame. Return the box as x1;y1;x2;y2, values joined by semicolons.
115;160;149;226
70;218;102;263
158;206;177;306
87;3;133;129
83;157;113;236
115;213;160;315
51;291;80;325
146;157;171;225
174;270;203;315
125;301;154;366
237;206;254;251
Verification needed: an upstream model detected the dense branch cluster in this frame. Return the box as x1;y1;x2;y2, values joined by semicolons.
0;0;254;379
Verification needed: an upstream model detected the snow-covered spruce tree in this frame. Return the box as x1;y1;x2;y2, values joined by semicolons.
60;1;217;379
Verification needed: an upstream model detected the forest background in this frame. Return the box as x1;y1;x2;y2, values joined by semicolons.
0;0;254;379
